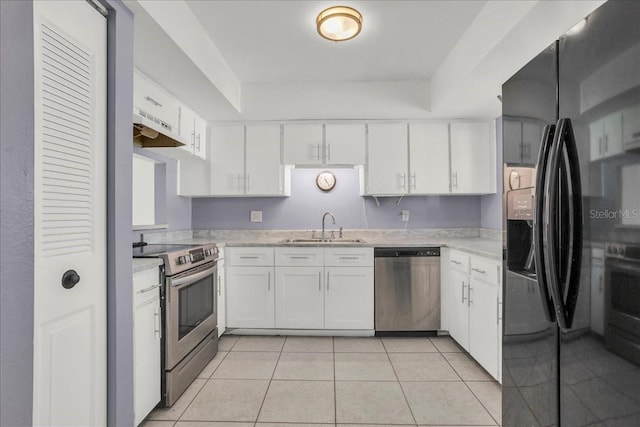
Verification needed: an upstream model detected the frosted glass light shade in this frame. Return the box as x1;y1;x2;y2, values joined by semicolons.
316;6;362;42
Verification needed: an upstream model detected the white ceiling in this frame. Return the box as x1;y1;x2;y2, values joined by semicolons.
126;0;605;122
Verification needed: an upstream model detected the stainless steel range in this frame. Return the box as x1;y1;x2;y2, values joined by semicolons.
133;242;219;406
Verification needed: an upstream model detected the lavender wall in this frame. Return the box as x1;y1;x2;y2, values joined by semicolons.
132;147;192;241
0;1;34;425
480;117;503;230
192;168;481;230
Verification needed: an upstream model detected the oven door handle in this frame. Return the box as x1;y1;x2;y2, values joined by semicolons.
171;264;217;289
534;124;556;322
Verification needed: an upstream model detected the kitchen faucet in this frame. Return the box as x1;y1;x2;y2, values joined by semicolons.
321;212;336;237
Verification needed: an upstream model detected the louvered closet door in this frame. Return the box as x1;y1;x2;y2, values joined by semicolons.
32;1;107;426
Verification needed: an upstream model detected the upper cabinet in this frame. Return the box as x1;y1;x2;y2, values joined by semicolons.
283;123;366;166
209;124;286;197
178;104;207;159
133;69;180;132
365;123;409;195
450;121;496;194
409;122;450;194
590;111;623;161
503;118;543;165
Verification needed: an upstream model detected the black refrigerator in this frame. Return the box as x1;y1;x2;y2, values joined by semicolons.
502;1;640;426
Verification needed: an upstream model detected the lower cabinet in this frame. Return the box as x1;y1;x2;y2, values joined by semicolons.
441;248;501;381
225;246;374;331
226;265;275;328
216;250;226;336
133;265;161;426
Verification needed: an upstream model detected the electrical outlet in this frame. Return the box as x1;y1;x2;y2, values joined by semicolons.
401;210;410;222
250;210;262;223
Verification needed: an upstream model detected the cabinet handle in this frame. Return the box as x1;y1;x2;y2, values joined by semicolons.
599;137;603;155
144;96;162;107
191;131;195;150
471;267;486;274
326;273;330;291
410;173;416;190
319;271;322;291
599;273;603;292
461;281;466;303
400;173;407;190
239;256;259;259
154;307;161;339
327;144;331;162
217;275;221;296
290;256;310;260
497;297;502;325
451;260;462;265
339;256;359;260
469;284;473;304
316;144;321;161
452;172;458;189
268;271;271;291
247;174;252;191
196;133;201;151
138;284;161;294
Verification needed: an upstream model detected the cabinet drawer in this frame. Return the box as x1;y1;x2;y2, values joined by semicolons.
133;267;161;306
470;256;500;284
227;247;274;266
449;249;469;272
275;247;324;266
325;247;373;266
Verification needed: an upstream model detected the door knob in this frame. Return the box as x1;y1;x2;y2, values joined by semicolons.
62;270;80;289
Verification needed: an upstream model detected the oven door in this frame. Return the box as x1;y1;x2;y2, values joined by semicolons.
605;257;640;365
165;261;217;369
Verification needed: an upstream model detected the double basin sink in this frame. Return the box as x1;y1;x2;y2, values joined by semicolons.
279;238;366;244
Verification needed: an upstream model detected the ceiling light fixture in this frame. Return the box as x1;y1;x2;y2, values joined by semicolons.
316;5;362;42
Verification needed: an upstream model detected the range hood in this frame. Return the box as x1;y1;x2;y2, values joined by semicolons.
133;108;186;148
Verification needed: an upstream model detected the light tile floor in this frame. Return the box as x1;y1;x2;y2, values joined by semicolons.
144;335;502;427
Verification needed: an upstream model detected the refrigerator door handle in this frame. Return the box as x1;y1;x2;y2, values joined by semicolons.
544;118;583;329
534;124;556;322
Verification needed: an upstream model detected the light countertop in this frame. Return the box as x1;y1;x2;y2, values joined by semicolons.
133;257;163;273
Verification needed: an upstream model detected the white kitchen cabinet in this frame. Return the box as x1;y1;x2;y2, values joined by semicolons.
521;120;543;165
283;123;324;165
324;123;366;165
245;124;284;196
275;266;325;329
210;125;245;196
133;265;161;426
178;104;207;159
468;276;499;380
590;247;605;336
622;104;640;150
226;247;275;328
365;123;409;195
226;266;275;328
590;111;623;161
133;69;180;132
178;155;210;196
450;121;495;194
409;122;450;194
325;266;374;329
443;249;502;381
217;250;226;337
209;124;284;196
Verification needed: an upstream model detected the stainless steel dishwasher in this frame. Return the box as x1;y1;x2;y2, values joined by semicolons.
374;247;440;334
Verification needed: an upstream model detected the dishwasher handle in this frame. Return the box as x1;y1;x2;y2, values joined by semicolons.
374;247;440;257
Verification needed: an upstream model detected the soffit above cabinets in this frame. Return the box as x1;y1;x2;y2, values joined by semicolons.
124;0;605;121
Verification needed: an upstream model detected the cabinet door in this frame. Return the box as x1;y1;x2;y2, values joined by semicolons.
365;123;408;195
450;121;495;194
134;297;161;426
178;104;196;154
622;104;640;149
468;277;499;379
133;70;179;131
448;269;469;350
590;258;605;336
325;123;366;165
275;267;324;329
194;115;208;159
603;111;623;157
440;249;451;331
226;266;274;328
409;122;450;194
325;267;374;329
589;119;604;161
178;156;210;196
210;125;245;195
217;258;226;337
283;124;323;165
521;121;542;165
246;124;282;195
503;119;523;164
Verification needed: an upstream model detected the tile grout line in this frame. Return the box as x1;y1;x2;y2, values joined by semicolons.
382;338;419;427
333;336;338;426
462;379;500;426
252;335;286;424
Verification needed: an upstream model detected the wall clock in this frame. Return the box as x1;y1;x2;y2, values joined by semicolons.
316;171;337;192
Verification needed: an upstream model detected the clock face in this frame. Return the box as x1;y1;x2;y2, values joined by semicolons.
316;171;337;192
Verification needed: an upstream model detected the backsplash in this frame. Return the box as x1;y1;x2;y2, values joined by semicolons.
192;168;483;230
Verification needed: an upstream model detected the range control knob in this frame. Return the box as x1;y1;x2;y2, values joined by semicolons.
177;255;188;265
